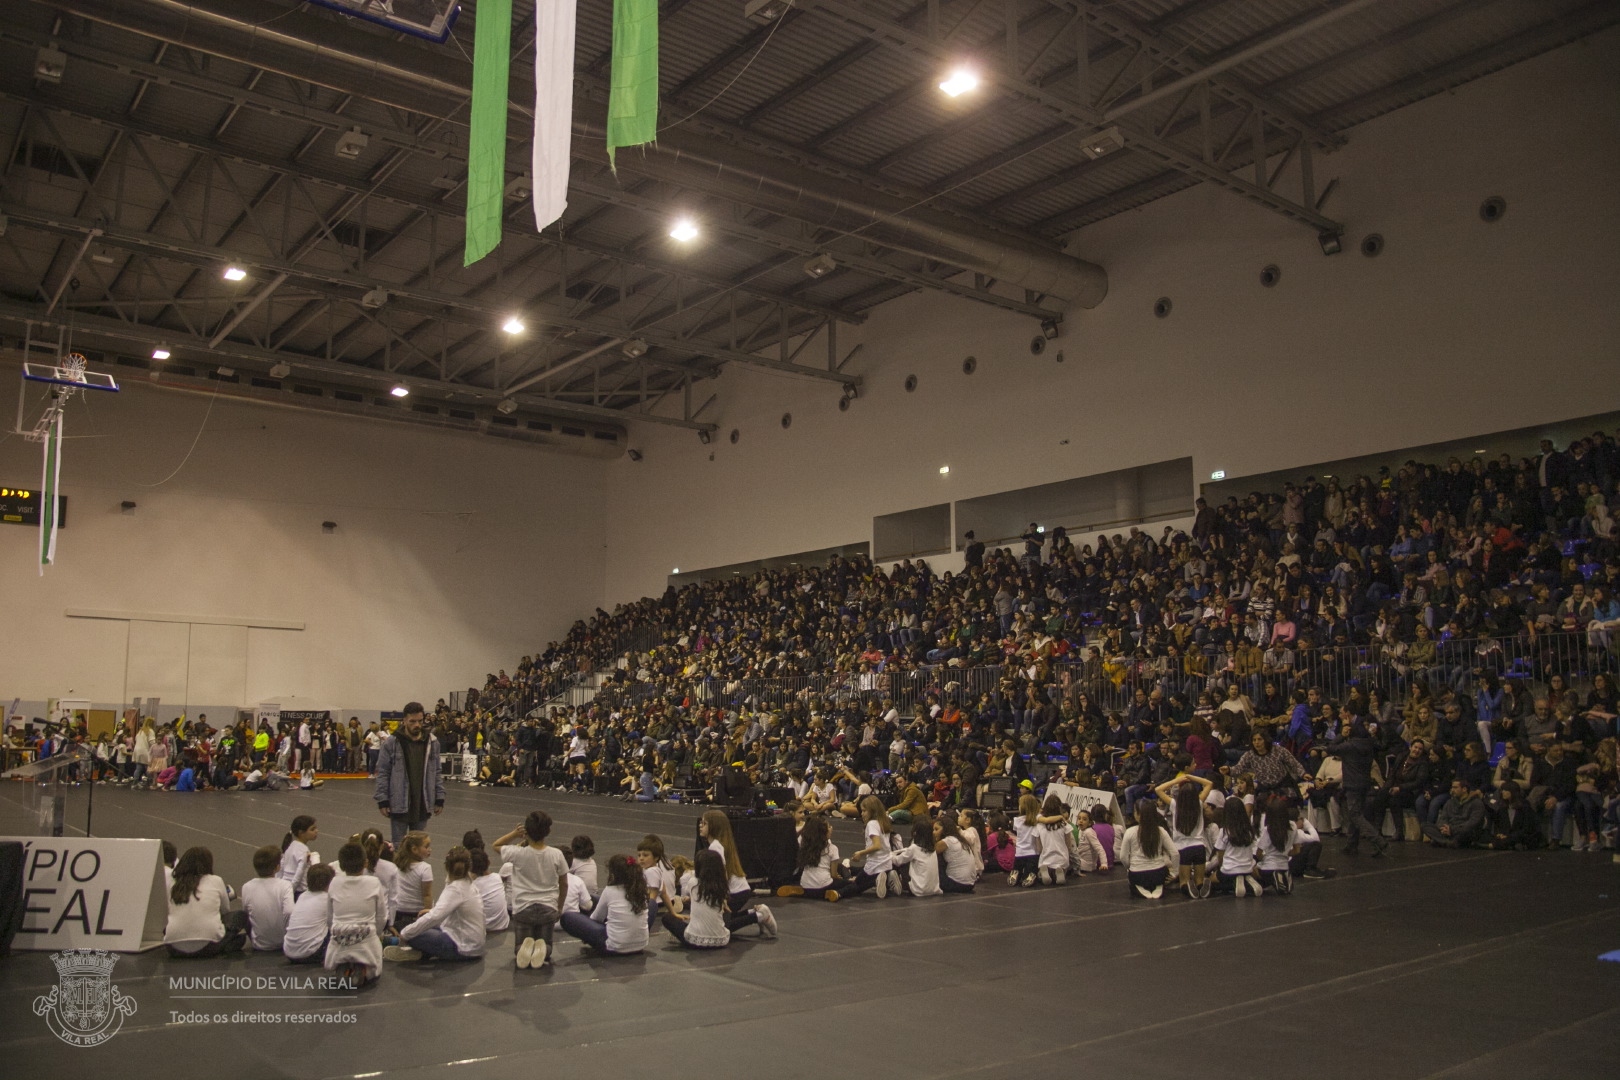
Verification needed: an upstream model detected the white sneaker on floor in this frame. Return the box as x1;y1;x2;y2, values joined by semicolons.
1054;869;1067;885
517;938;537;968
876;871;888;898
383;945;422;962
529;939;547;967
755;904;778;938
887;870;902;896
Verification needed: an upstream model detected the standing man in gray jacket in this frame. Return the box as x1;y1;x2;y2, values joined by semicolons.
374;702;445;845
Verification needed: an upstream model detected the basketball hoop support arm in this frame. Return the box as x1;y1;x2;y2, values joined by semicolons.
43;229;101;317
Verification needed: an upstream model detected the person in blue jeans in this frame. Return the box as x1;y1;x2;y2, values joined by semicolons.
560;854;651;956
385;847;486;964
374;704;445;847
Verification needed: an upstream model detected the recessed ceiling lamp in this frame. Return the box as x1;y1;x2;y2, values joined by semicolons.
938;68;979;97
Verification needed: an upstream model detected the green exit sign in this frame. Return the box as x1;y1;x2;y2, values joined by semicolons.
0;486;68;527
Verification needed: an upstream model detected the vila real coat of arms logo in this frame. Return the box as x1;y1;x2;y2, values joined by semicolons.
33;949;138;1047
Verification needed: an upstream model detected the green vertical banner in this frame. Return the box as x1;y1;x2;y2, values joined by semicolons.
39;411;61;574
465;0;514;267
607;0;659;170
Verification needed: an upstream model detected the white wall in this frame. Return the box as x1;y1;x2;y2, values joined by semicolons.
600;28;1620;604
0;382;605;711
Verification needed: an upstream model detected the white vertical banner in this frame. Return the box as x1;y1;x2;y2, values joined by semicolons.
531;0;578;232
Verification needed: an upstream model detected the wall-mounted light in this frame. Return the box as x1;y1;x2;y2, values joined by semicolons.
628;449;643;462
495;397;518;415
939;465;950;475
389;384;409;398
151;345;171;361
268;362;291;379
1210;469;1226;480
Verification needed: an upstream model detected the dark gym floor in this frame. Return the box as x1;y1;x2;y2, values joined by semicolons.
2;780;1617;1080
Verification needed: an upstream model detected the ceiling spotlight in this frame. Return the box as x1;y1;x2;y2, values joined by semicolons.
841;383;858;403
669;218;699;242
222;265;247;281
622;339;649;359
268;362;291;379
627;449;643;462
1079;126;1125;159
334;128;369;160
1041;319;1060;340
803;252;837;279
938;68;979;97
151;345;171;361
744;0;788;23
504;173;533;201
502;315;525;335
390;384;410;398
495;397;518;415
672;567;680;574
35;45;66;83
697;430;712;445
1318;231;1344;256
939;465;950;475
361;287;389;309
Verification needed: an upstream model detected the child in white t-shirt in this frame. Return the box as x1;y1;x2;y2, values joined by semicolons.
893;817;941;897
568;835;599;895
241;845;295;951
277;815;319;895
494;812;570;969
1256;802;1301;894
283;864;335;962
469;847;510;932
1212;800;1262;897
393;832;434;925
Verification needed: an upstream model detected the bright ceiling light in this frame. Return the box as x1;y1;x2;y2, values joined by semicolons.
939;465;950;475
222;265;247;281
669;218;699;242
938;68;979;97
389;384;410;398
151;346;171;361
502;315;525;335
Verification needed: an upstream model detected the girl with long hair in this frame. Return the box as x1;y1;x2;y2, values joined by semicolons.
892;816;942;896
1213;799;1262;897
1155;772;1213;898
1011;793;1043;887
838;796;898;899
936;813;977;893
559;854;652;956
386;846;486;963
983;810;1016;876
700;810;779;935
1118;800;1178;900
662;850;733;948
1256;800;1300;894
777;814;841;901
165;846;248;956
1036;795;1076;886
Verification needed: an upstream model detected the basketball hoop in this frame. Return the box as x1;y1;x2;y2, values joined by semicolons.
12;335;120;573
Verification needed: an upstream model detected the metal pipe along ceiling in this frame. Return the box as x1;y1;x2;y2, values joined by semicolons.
40;0;1108;308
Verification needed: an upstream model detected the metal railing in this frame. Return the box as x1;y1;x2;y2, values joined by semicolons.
541;630;1611;719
